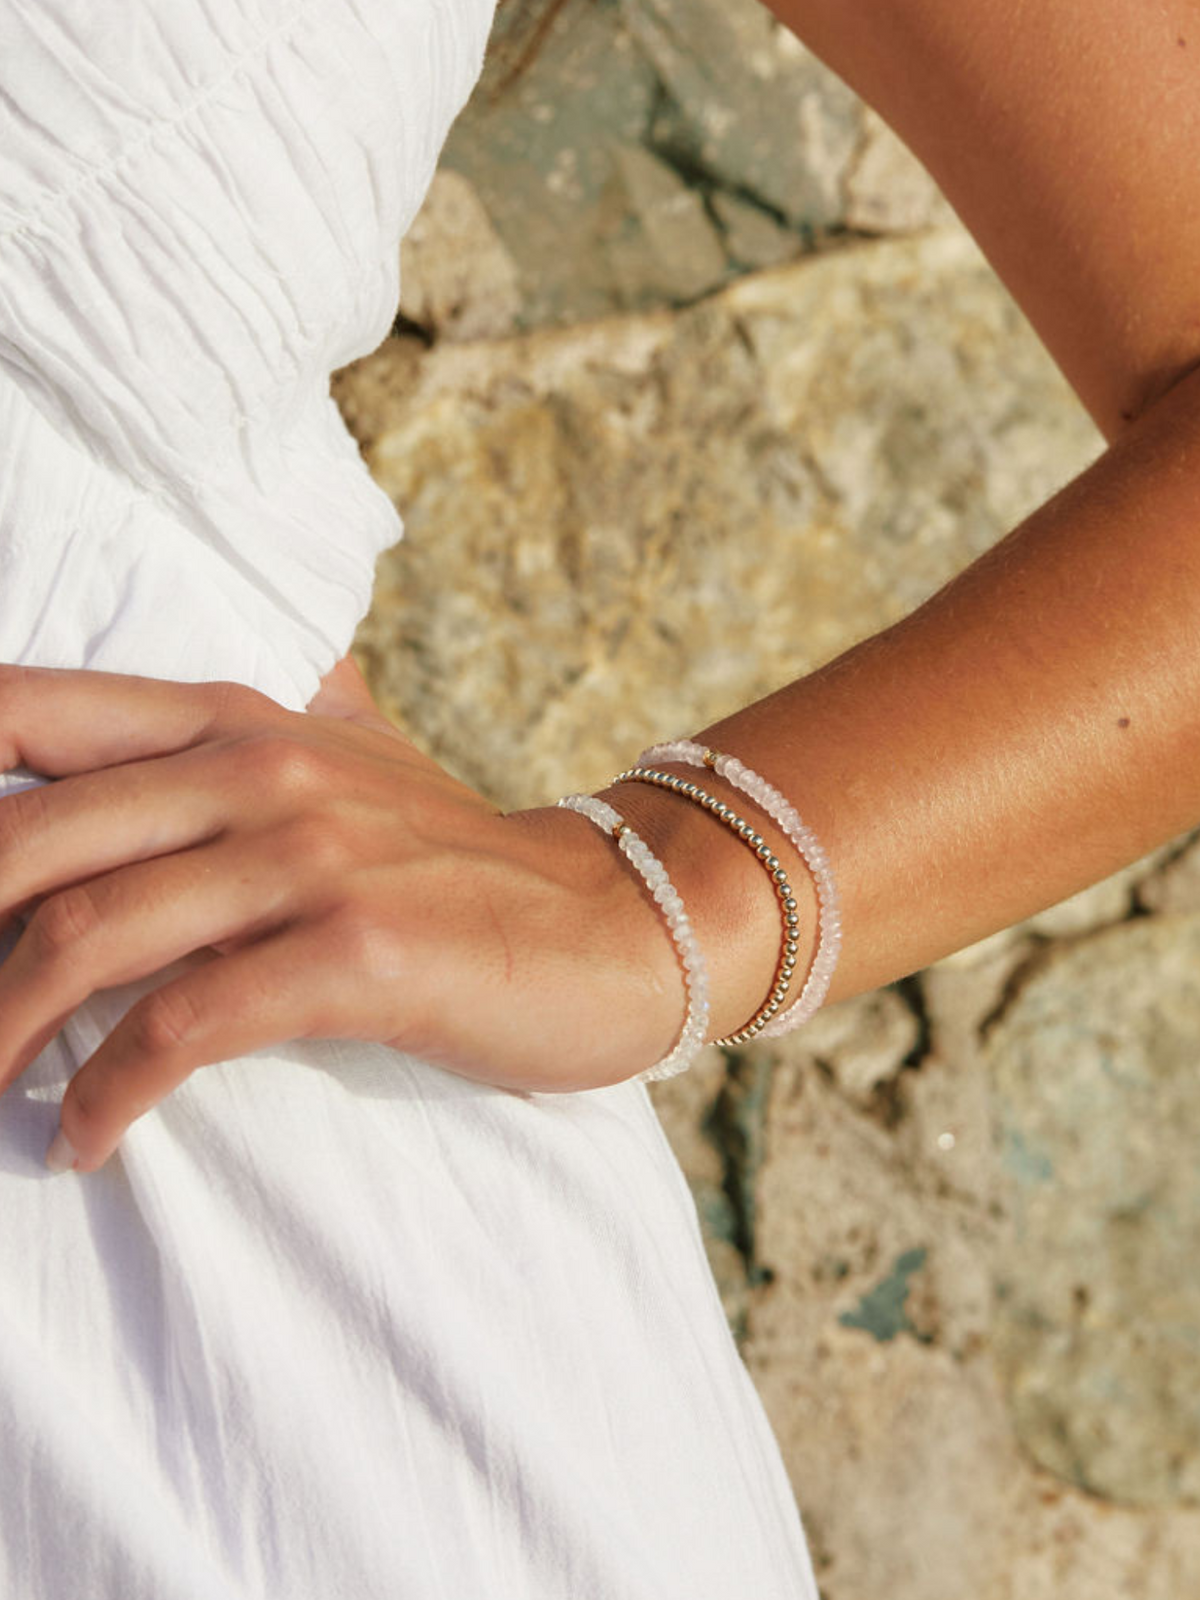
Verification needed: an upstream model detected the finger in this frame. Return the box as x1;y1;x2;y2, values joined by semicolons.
48;924;344;1174
0;833;302;1095
0;664;282;778
0;741;238;932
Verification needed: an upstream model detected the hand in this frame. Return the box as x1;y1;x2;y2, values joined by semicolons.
0;663;682;1173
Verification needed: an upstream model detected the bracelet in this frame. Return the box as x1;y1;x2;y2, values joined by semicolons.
609;768;801;1045
557;793;711;1081
639;740;841;1038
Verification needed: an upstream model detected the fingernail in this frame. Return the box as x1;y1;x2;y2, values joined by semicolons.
45;1128;79;1174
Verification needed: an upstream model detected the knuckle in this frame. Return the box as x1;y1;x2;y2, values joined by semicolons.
324;904;404;980
30;884;103;957
277;812;353;877
132;986;206;1058
244;732;329;797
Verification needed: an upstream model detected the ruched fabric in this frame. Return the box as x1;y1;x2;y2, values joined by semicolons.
0;4;821;1595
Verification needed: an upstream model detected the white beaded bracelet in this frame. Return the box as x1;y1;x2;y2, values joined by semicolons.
638;740;842;1039
558;793;711;1082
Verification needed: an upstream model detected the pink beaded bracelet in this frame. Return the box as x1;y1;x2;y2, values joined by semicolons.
557;792;711;1081
638;740;842;1039
610;766;802;1045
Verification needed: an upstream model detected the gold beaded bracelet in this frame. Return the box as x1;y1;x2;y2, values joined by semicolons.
610;766;803;1046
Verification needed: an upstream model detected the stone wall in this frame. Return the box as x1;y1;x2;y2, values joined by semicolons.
333;2;1200;1591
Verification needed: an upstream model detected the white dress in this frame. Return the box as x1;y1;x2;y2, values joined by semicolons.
0;4;821;1595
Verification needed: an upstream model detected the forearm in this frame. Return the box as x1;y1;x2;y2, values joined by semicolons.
601;363;1200;1040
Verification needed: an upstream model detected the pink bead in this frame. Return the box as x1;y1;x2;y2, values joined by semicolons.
558;791;711;1081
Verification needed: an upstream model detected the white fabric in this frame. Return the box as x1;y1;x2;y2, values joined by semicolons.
0;3;821;1595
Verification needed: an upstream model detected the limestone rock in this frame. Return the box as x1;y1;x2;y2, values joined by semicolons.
624;0;862;229
1007;1483;1200;1600
329;336;426;458
598;144;728;308
748;1044;998;1359
744;1048;1015;1593
710;191;801;271
757;1330;1023;1599
397;171;521;341
921;936;1036;1076
983;913;1200;1505
440;0;662;327
786;985;920;1108
432;0;979;333
722;1014;1200;1596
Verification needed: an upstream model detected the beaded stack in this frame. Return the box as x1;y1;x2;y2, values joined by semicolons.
609;765;801;1046
637;740;842;1039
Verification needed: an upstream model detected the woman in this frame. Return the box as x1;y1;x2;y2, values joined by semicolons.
0;0;1195;1594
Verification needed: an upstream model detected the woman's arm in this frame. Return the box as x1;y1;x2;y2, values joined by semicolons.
599;0;1200;1041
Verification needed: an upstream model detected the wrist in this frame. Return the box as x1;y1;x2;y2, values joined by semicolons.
503;801;690;1075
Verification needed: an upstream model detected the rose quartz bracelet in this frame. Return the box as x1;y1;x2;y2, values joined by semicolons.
637;740;841;1039
557;792;711;1081
610;767;802;1044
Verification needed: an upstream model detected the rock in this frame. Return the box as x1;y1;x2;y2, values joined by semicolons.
344;227;1102;811
983;913;1200;1506
743;1047;1017;1594
747;1049;936;1332
329;335;426;456
429;0;975;333
624;0;862;229
756;1331;1023;1599
843;106;959;235
741;963;1200;1593
440;0;662;327
332;9;1200;1585
748;1037;1000;1354
724;1017;1200;1597
787;985;920;1108
1009;1481;1200;1600
922;936;1036;1065
710;191;801;272
397;171;521;341
598;144;728;307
